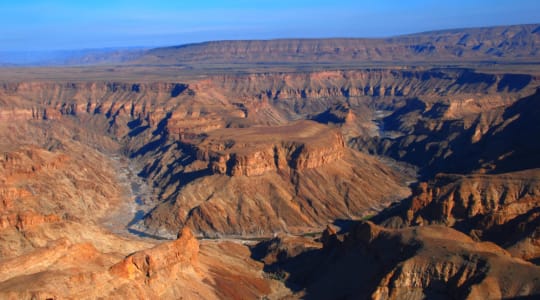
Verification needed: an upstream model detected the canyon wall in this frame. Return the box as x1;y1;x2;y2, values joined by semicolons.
0;68;537;237
253;220;540;299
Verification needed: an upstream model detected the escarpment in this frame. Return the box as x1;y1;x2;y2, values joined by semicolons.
135;118;411;237
137;24;540;65
354;87;540;177
376;171;540;227
0;224;273;299
0;69;536;127
0;144;122;221
359;89;540;264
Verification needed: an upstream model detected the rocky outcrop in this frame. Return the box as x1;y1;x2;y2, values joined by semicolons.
0;124;125;225
0;227;276;299
377;170;540;226
191;121;345;176
357;88;540;176
0;69;535;132
0;34;538;298
374;170;540;263
369;224;540;300
111;227;199;280
0;212;61;231
254;221;540;299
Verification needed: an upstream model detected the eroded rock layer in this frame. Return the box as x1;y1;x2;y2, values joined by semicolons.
190;121;346;176
252;221;540;299
373;170;540;263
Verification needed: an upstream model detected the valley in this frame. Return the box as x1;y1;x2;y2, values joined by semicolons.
0;23;540;299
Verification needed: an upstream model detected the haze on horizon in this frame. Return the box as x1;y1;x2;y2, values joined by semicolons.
1;0;539;52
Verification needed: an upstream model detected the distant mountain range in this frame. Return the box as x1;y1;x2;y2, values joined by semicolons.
0;48;147;66
137;24;540;65
1;23;539;66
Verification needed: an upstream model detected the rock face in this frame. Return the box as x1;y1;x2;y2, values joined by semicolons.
137;24;540;65
354;89;540;265
356;88;540;176
191;120;346;176
0;120;129;264
0;212;61;231
0;226;275;299
373;170;540;263
110;227;199;280
0;138;122;225
253;221;540;299
142;141;409;237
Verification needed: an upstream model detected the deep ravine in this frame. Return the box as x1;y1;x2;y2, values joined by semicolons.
101;154;163;239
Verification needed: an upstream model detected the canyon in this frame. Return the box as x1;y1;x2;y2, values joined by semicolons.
0;24;540;299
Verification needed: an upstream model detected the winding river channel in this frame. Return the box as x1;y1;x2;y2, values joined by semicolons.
102;155;164;239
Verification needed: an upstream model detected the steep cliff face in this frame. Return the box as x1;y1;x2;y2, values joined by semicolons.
204;69;537;103
378;171;540;226
0;212;61;231
369;224;540;300
190;121;345;176
110;227;200;285
1;69;534;131
0;142;124;220
0;129;276;298
1;23;539;298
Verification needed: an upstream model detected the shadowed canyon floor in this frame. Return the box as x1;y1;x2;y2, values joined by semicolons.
1;24;540;299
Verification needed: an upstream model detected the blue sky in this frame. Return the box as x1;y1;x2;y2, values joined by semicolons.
1;0;539;51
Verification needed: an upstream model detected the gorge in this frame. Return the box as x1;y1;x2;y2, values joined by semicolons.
0;24;540;299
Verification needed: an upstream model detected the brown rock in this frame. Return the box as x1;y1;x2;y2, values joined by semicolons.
255;221;540;299
375;170;540;263
0;212;61;231
111;227;199;280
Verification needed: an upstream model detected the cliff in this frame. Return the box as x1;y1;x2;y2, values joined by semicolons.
0;226;275;299
373;170;540;263
1;22;539;298
355;87;540;176
253;221;540;299
0;69;536;135
190;121;345;176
